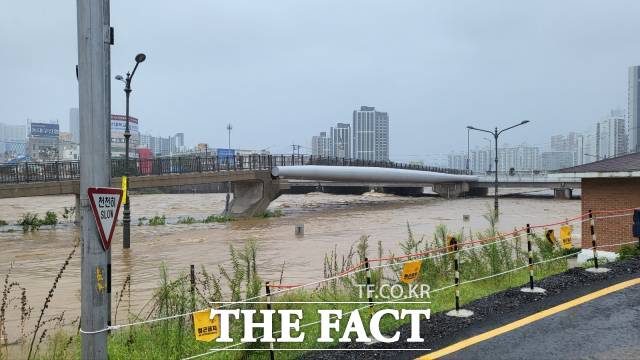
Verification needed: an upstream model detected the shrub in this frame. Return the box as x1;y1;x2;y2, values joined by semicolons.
148;215;166;226
137;216;148;226
17;213;42;232
619;244;640;260
177;216;197;225
0;219;7;226
42;211;58;226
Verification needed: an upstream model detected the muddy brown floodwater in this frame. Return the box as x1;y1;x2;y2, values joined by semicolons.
0;191;579;346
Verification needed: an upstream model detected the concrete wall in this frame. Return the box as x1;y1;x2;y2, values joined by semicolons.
581;177;640;251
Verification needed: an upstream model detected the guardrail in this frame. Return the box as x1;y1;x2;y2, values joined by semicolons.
0;155;472;184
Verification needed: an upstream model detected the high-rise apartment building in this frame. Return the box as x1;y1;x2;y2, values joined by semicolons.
311;131;332;157
598;111;627;159
496;144;540;172
628;66;640;153
352;106;389;161
172;133;185;153
0;122;27;158
330;123;351;158
140;133;171;156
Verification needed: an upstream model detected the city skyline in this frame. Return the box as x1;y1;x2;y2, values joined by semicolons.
3;1;640;162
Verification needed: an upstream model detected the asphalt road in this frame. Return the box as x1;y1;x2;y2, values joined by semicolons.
442;284;640;360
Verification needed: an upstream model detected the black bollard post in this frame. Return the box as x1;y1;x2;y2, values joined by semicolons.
527;224;534;290
364;257;373;308
589;210;599;269
190;265;196;312
452;236;460;312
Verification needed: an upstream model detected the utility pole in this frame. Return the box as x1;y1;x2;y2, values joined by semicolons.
77;0;112;358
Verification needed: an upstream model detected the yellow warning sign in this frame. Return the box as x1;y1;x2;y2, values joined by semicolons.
545;229;556;245
193;310;220;342
401;260;422;284
560;225;573;250
121;176;128;204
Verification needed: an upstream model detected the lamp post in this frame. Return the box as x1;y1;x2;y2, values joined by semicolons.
467;120;530;218
466;127;470;171
115;53;146;249
224;124;232;215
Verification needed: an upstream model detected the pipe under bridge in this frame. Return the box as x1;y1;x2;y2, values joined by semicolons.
225;165;478;217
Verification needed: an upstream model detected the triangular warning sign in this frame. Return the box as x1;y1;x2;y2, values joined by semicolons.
88;187;123;251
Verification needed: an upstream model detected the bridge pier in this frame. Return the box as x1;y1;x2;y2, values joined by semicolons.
227;173;285;217
554;188;573;200
432;183;469;199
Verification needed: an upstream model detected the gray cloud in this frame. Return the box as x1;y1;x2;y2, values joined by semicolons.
1;0;639;163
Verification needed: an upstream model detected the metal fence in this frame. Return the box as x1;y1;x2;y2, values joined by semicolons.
0;155;472;184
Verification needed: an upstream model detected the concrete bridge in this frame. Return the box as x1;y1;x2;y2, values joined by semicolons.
0;155;472;217
0;156;582;217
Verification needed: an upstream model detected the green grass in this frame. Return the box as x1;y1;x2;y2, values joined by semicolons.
177;216;198;225
17;213;42;232
104;220;569;359
15;211;59;231
148;215;166;226
203;215;235;223
42;211;58;226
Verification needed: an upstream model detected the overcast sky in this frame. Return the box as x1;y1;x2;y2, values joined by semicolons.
2;0;639;164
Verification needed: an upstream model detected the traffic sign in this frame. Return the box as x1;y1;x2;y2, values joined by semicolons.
88;187;123;251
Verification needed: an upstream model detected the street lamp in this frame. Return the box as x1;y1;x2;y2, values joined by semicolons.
115;52;146;249
467;120;530;218
466;127;470;171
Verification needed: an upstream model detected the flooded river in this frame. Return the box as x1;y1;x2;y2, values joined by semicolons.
0;191;579;345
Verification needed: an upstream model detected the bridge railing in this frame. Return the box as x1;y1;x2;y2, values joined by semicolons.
0;155;471;184
0;161;80;184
